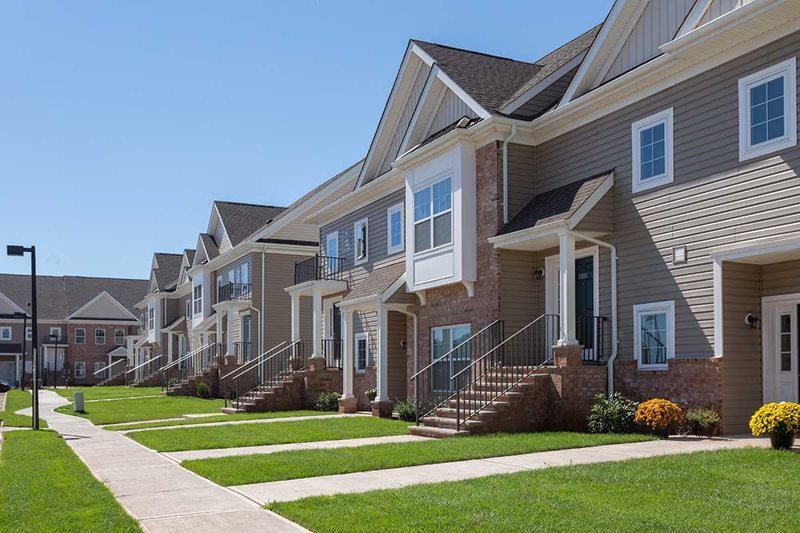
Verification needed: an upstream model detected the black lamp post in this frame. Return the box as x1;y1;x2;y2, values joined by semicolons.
7;245;40;430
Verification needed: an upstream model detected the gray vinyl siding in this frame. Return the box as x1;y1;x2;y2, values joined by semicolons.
427;89;478;135
213;220;232;255
524;31;800;361
320;189;405;273
699;0;755;26
603;0;695;82
514;68;578;118
260;252;312;354
507;144;535;220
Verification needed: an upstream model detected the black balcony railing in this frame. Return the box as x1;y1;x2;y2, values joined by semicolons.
321;338;343;369
42;334;68;344
218;282;251;303
294;255;345;285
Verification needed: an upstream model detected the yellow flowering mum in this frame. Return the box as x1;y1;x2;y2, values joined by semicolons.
634;398;684;431
749;402;800;436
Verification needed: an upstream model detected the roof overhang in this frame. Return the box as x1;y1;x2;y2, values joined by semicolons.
67;290;139;322
285;279;348;298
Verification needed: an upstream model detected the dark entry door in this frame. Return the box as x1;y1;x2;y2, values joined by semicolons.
575;256;594;350
332;304;342;365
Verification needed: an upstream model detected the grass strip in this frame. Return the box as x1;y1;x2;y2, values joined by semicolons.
0;389;48;428
270;447;799;532
52;386;162;401
184;432;653;486
107;410;327;431
0;430;140;532
55;396;225;425
129;416;409;452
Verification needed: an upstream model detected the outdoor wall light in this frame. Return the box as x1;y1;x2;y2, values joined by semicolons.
744;313;760;329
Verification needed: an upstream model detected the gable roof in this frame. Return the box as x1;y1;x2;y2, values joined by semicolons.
213;201;287;248
67;290;139;321
184;249;196;265
199;234;220;262
341;261;407;305
151;253;183;293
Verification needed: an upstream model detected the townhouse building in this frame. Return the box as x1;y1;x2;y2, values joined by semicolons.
282;0;800;435
0;274;147;386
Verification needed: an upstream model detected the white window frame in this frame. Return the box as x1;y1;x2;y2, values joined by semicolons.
186;299;192;318
114;329;125;346
94;361;106;378
633;300;675;370
431;323;472;392
387;203;404;255
193;284;203;316
148;307;155;331
25;327;32;341
631;108;674;193
74;361;86;379
738;58;797;161
354;218;369;265
95;328;106;346
326;231;339;258
75;328;86;345
0;327;11;341
49;327;61;340
355;332;369;372
413;177;453;255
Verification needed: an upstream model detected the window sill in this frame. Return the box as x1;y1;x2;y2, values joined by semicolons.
632;173;673;194
637;364;669;372
412;242;453;260
739;137;797;162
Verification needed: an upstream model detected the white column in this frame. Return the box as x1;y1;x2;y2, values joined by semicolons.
376;304;389;403
127;337;134;366
312;289;322;357
167;332;174;363
342;307;354;399
216;312;224;351
558;231;578;346
226;311;234;355
291;293;301;342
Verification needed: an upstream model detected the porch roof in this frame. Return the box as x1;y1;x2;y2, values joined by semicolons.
340;262;408;307
161;315;186;334
490;170;614;251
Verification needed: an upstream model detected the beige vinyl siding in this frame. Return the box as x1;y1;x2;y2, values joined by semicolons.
603;0;695;82
213;219;232;255
427;89;478;136
269;220;320;244
699;0;756;26
514;68;578;118
507;143;535;220
261;252;313;353
574;193;614;235
529;31;800;361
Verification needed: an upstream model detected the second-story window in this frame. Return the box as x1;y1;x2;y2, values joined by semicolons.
413;177;452;253
193;285;203;315
114;329;125;345
75;328;86;345
632;108;673;193
148;307;155;331
0;327;11;341
186;299;192;318
354;218;368;265
387;203;404;255
95;328;106;345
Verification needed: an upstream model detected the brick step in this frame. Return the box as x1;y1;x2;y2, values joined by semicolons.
409;425;470;438
445;399;511;410
434;407;499;420
419;416;484;431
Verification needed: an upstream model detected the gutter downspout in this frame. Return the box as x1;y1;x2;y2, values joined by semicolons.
568;230;618;395
502;124;518;225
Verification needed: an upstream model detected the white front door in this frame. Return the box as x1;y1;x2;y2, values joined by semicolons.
764;300;799;403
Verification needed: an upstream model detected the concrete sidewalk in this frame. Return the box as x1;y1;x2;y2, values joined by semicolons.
231;435;766;504
35;390;305;533
166;434;430;462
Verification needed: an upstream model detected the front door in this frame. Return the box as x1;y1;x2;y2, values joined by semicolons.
241;315;251;360
765;301;799;403
575;256;595;351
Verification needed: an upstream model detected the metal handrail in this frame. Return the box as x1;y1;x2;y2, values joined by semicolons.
225;340;304;409
410;320;501;381
226;340;298;382
125;354;164;375
93;358;126;377
158;343;213;372
220;341;288;381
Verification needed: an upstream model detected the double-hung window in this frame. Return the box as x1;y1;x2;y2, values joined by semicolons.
739;58;797;161
414;177;452;253
74;361;86;379
186;299;192;319
0;327;11;341
25;327;32;341
387;203;404;255
95;328;106;345
193;285;203;315
632;109;673;193
355;333;369;372
75;328;86;345
94;361;106;378
114;329;125;345
148;307;155;331
431;323;471;391
633;301;675;370
354;218;368;265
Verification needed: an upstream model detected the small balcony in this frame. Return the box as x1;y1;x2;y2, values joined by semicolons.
42;333;68;344
218;282;252;303
294;255;345;285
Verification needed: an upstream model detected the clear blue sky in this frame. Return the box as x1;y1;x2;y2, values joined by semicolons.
0;0;612;280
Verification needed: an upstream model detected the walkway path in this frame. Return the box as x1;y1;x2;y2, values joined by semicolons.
35;390;305;533
117;412;365;433
230;436;766;504
166;434;430;462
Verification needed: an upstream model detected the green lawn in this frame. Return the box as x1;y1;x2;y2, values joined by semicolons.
271;448;800;532
107;410;326;431
0;390;48;428
0;430;140;532
129;416;409;452
52;386;162;401
185;432;653;486
55;395;225;425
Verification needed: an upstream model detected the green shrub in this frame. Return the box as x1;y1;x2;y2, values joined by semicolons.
316;392;341;411
365;388;377;403
196;381;211;399
587;393;638;433
394;398;416;422
684;408;720;437
167;378;181;389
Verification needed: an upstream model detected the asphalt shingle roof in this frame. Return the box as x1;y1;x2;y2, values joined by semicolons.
199;234;220;261
499;171;613;236
214;201;287;247
341;262;406;304
152;253;183;292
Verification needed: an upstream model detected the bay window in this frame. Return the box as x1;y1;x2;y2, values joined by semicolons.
414;177;452;253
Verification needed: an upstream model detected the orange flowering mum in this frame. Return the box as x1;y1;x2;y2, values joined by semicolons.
634;398;684;431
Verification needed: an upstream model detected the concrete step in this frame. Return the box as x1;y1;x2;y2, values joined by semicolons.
408;425;470;438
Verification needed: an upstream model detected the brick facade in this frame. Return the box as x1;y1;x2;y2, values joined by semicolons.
614;357;723;411
65;323;135;386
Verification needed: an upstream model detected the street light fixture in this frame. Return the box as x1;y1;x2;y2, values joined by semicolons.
7;245;40;430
